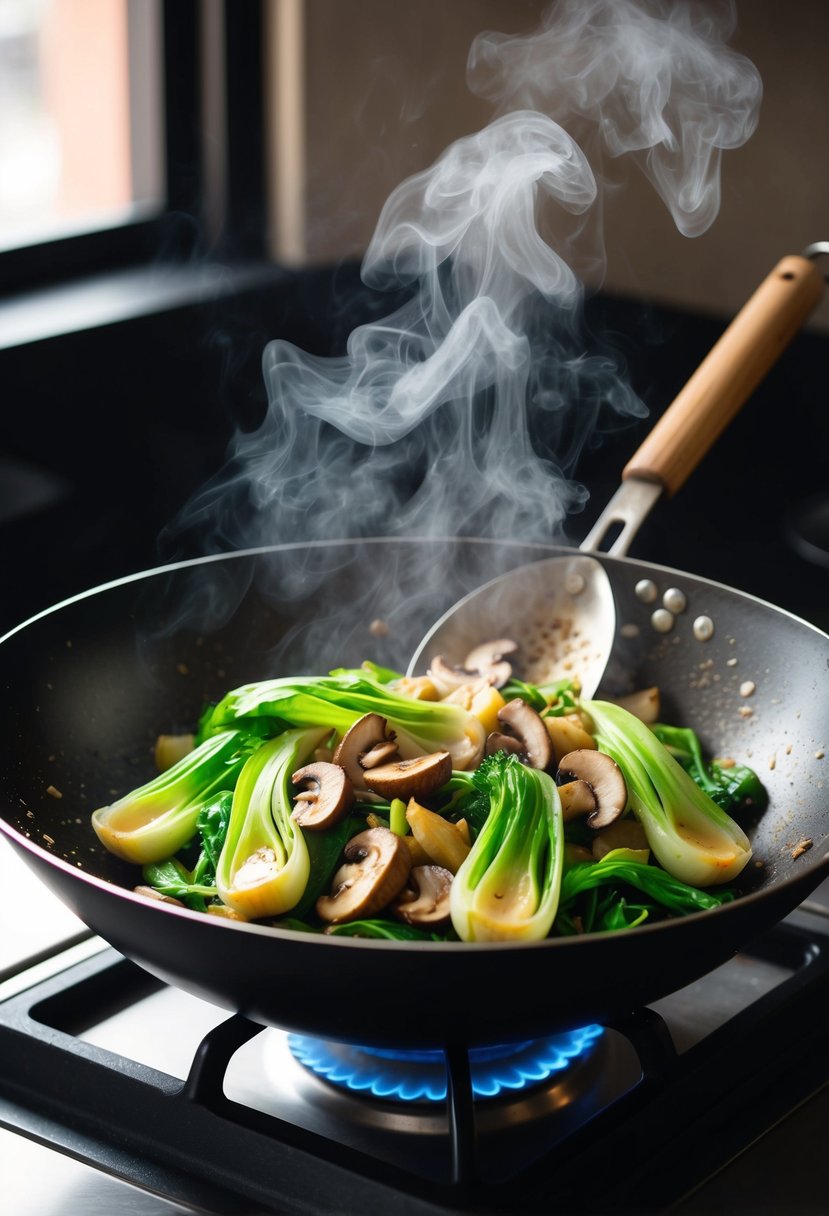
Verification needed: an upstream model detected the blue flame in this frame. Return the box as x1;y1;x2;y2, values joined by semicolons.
288;1025;603;1103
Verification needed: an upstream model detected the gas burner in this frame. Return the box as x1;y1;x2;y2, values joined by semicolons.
287;1026;604;1103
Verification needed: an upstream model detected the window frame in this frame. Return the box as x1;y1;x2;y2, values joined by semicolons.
0;0;267;301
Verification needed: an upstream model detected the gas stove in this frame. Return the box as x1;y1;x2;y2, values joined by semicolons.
2;275;828;1214
3;843;829;1215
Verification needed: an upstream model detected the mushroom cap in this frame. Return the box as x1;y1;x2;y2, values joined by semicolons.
428;637;517;694
427;655;479;695
315;827;412;923
463;638;517;689
291;761;354;830
362;751;453;800
392;865;453;927
333;713;396;789
557;748;628;829
485;731;524;758
494;698;554;770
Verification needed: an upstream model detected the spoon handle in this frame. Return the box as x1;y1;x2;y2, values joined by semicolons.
622;253;824;498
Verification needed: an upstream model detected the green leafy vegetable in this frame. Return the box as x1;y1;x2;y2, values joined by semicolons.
560;847;732;915
91;731;259;865
196;792;233;873
499;677;579;714
198;668;485;770
651;723;766;814
290;813;361;920
450;752;563;942
140;858;217;912
582;701;752;887
325;919;448;941
141;791;233;911
216;727;329;918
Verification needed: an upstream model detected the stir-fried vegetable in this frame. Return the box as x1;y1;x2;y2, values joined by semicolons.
450;752;563;942
583;700;753;887
216;727;329;918
197;666;486;770
91;730;260;864
650;723;767;814
557;846;732;933
98;644;766;943
141;792;232;911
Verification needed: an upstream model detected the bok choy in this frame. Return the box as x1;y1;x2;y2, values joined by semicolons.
198;667;486;770
450;751;563;942
91;730;257;864
216;727;329;918
583;700;752;887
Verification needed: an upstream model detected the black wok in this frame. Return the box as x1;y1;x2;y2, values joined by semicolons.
2;249;828;1050
0;537;827;1049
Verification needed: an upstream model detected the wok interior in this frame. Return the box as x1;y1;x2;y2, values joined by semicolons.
1;538;828;1046
3;538;827;899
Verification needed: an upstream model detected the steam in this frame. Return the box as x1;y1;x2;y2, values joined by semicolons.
159;0;761;644
468;0;761;238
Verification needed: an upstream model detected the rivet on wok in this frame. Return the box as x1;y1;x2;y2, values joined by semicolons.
663;587;687;615
565;572;586;595
650;608;675;633
635;579;658;604
693;615;715;641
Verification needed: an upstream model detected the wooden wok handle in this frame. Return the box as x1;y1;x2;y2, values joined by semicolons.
623;254;825;497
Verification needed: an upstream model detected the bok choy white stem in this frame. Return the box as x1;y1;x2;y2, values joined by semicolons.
450;752;563;942
216;727;329;918
91;730;253;865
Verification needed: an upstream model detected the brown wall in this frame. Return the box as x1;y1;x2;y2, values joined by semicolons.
267;0;829;331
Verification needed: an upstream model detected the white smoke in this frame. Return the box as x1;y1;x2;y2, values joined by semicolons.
468;0;761;238
159;0;761;635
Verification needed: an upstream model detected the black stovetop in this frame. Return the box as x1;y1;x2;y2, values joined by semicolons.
3;878;829;1215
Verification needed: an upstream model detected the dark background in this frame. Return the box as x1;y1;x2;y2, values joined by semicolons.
2;270;827;638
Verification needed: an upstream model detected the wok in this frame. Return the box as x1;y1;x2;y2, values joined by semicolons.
1;252;828;1051
1;537;827;1050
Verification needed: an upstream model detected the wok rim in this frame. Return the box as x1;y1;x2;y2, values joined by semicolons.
2;534;829;954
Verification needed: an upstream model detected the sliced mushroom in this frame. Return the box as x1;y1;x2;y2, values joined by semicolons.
133;885;185;907
558;778;597;821
489;698;553;770
333;713;398;789
427;655;480;693
359;740;400;769
557;749;628;829
291;761;354;830
428;637;518;694
486;731;524;757
462;638;517;688
316;827;412;923
362;751;452;800
391;865;453;927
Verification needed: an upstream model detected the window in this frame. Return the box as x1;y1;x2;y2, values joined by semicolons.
0;0;163;251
